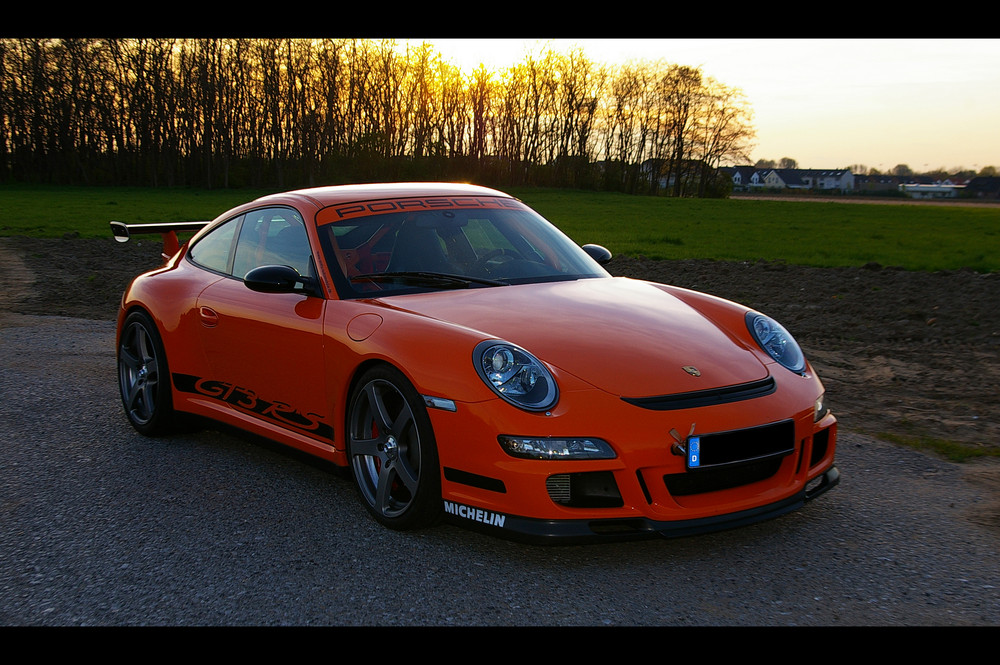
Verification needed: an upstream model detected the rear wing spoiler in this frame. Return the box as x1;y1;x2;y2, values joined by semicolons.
110;220;210;261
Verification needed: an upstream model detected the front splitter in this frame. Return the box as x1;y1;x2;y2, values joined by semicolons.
443;465;840;545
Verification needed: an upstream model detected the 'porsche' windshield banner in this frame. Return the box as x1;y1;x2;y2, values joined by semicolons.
318;196;525;224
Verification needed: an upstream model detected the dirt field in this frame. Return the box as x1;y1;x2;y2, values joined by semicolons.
1;234;998;454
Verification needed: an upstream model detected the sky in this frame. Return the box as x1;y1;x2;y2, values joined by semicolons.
419;38;1000;173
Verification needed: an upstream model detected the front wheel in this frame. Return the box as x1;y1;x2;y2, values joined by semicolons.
347;365;441;530
117;310;174;436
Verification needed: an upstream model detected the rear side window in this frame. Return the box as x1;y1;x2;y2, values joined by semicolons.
188;217;240;273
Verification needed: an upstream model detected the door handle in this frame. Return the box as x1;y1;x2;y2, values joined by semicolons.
199;306;220;328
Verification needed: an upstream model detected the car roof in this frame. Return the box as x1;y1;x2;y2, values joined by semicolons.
249;182;515;209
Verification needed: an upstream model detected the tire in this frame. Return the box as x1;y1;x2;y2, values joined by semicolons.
117;310;174;436
347;365;441;530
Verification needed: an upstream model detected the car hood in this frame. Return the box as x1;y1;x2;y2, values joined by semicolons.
377;277;769;397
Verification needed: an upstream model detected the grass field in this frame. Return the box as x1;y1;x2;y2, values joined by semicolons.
516;188;1000;273
3;184;998;272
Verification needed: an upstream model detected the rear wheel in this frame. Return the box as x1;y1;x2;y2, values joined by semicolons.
347;365;441;530
118;310;174;436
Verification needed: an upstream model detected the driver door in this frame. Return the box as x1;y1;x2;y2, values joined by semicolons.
193;207;334;446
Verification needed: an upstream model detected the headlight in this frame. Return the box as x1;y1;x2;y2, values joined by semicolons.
498;435;616;460
473;340;558;411
745;312;806;373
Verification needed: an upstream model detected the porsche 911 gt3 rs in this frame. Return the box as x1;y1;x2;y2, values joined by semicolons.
112;182;838;543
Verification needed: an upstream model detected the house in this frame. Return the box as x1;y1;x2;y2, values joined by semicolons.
726;166;765;190
722;167;854;192
898;182;965;198
964;176;1000;199
794;169;855;191
638;158;713;190
854;174;903;193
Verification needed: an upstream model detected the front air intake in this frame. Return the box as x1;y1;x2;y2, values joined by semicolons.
546;471;623;508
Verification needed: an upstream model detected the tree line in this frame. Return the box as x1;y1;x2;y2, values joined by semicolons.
0;38;756;196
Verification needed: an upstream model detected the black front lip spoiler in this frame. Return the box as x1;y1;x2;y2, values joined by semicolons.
447;465;840;545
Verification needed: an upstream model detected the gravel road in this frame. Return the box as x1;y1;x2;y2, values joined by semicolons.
2;231;1000;626
2;310;999;626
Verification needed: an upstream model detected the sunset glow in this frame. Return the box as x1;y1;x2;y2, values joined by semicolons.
421;38;1000;172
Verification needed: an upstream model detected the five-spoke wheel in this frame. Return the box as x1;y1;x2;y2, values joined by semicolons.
118;311;173;435
347;366;441;529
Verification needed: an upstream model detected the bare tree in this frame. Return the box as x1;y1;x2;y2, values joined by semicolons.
601;62;650;191
467;64;493;161
692;79;756;196
661;65;702;196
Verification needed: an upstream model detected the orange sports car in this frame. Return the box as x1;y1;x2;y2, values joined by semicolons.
112;182;838;543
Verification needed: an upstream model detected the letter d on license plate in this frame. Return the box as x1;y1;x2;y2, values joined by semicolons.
687;437;701;468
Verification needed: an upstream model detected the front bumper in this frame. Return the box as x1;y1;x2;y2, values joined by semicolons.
429;362;839;544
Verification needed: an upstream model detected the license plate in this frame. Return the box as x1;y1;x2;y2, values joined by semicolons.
683;420;796;470
687;436;701;468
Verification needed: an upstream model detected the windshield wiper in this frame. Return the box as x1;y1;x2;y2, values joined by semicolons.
351;271;508;288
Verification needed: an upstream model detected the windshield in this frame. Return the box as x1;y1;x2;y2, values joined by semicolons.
317;198;609;298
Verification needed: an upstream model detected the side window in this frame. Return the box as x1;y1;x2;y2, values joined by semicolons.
188;217;240;274
232;207;313;279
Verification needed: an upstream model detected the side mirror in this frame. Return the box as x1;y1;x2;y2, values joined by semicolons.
582;244;613;266
244;265;317;295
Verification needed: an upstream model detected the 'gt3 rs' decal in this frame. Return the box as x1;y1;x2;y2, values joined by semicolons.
173;373;334;441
